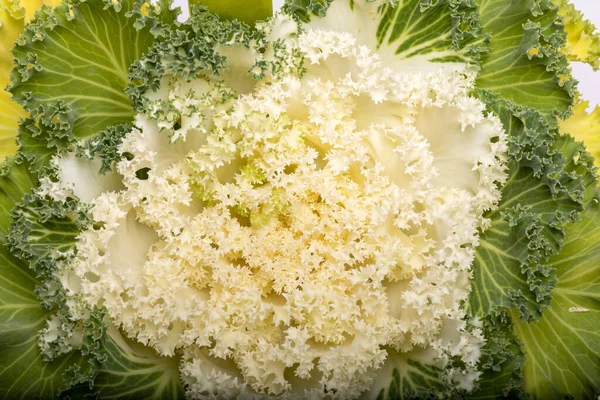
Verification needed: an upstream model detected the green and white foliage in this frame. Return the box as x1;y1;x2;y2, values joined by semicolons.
512;193;600;400
468;92;596;321
476;0;577;122
286;0;487;70
9;0;178;171
0;0;598;399
50;7;508;397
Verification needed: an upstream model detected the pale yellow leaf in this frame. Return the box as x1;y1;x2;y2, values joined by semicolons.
556;0;600;70
0;0;61;162
560;97;600;167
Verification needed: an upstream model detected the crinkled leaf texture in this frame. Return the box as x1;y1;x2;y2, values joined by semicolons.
0;0;186;397
0;249;91;400
9;0;178;171
274;0;596;398
511;194;600;400
561;97;600;169
0;0;598;399
465;0;595;320
65;325;184;400
555;0;600;70
468;91;596;321
466;94;598;397
467;311;527;400
465;1;599;398
286;0;487;70
465;94;597;400
0;0;61;162
476;0;576;123
4;171;185;399
0;159;94;400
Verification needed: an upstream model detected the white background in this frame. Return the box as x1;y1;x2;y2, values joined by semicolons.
571;0;600;108
175;0;600;108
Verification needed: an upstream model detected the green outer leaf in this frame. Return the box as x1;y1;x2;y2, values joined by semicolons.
0;160;35;235
93;326;184;400
468;91;597;321
6;162;185;398
189;0;272;24
467;311;527;400
376;0;486;64
15;101;76;173
0;160;89;400
476;0;576;123
471;1;598;397
8;193;88;280
285;0;488;67
367;350;450;400
79;123;131;175
0;244;92;400
64;326;185;400
127;7;254;111
512;196;600;400
8;0;176;171
0;156;185;399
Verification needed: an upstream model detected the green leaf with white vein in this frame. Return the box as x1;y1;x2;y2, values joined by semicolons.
367;353;449;400
0;160;89;400
512;197;600;400
0;160;35;235
92;326;184;399
3;160;185;398
467;311;527;399
9;193;85;277
0;244;91;400
468;91;596;321
65;325;185;400
476;0;576;123
286;0;487;71
8;0;176;170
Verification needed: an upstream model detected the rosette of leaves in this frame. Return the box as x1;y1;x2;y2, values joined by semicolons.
0;0;597;399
